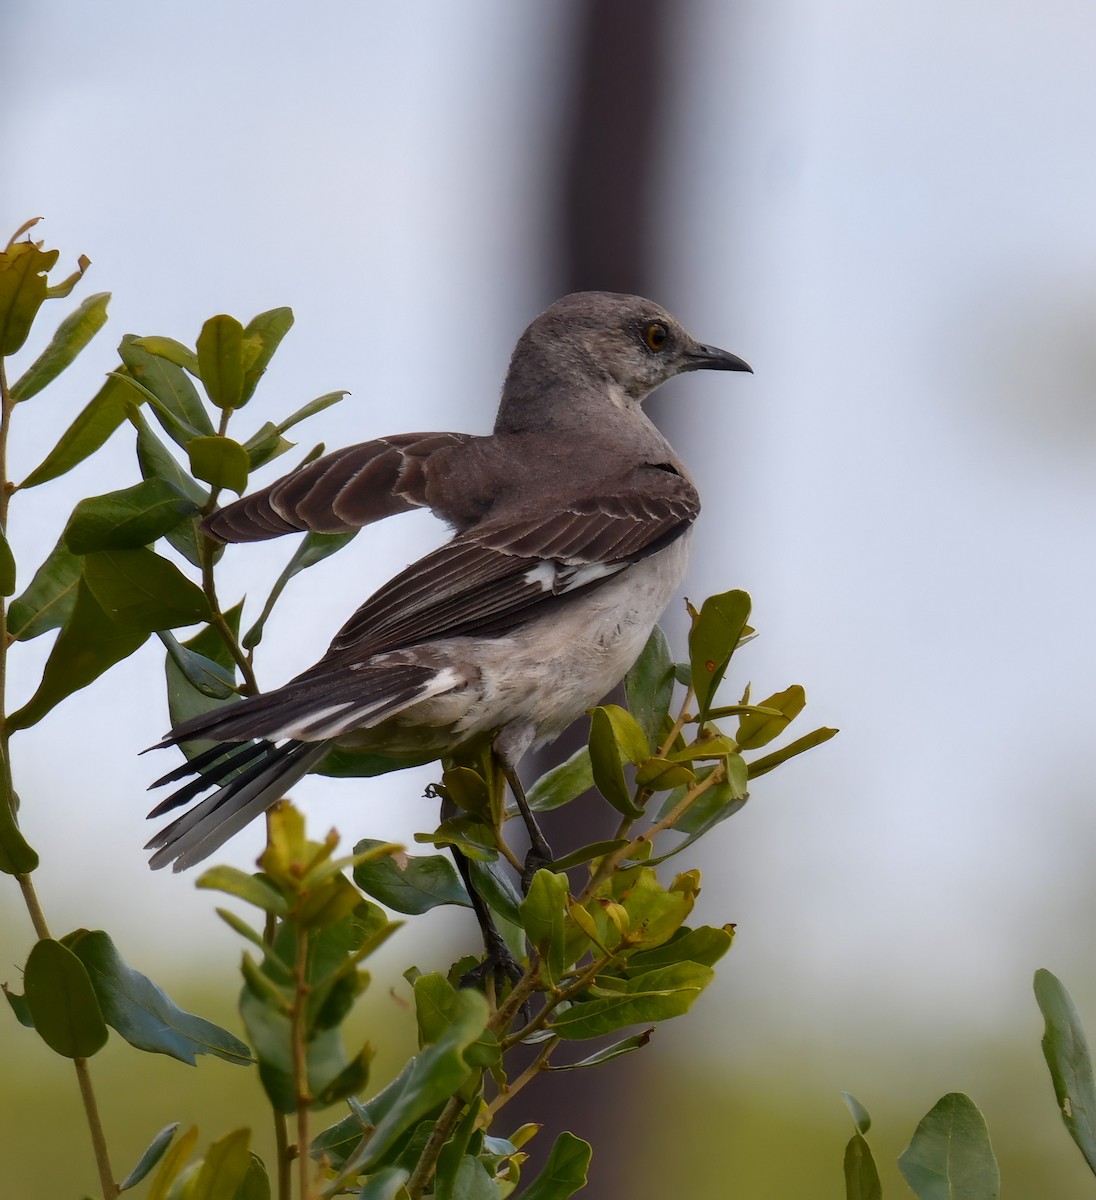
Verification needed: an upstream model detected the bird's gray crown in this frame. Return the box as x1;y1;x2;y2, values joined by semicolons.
495;291;749;435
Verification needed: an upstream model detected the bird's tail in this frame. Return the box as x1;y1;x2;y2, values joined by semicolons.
145;660;446;871
145;739;331;871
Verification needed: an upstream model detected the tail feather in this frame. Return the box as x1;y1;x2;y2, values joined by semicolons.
161;662;439;745
145;659;461;871
147;740;275;819
147;740;330;871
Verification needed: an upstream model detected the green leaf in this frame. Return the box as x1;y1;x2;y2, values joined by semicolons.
527;745;593;812
520;870;571;987
897;1092;1000;1200
357;1167;410;1200
238;1155;271;1200
187;435;250;494
466;858;525;929
434;1085;481;1200
3;982;33;1024
0;780;39;874
336;989;488;1178
844;1133;882;1200
0;238;59;354
353;840;471;914
656;765;747;835
240;909;386;1113
633;756;694;791
413;817;497;861
624;924;735;972
19;371;135;488
119;334;215;442
746;727;839;778
242;530;357;650
8;578;148;730
413;974;499;1068
244;396;346;470
130;335;200;376
598;704;650;764
83;546;210;632
625;624;676;748
1034;968;1096;1173
548;839;630;872
275;389;347;433
842;1091;873;1135
65;928;251;1066
517;1132;591;1200
240;307;294;405
63;478;199;554
160;631;237;699
132;404;208;504
242;422;295;470
147;1124;199;1200
0;529;14;596
189;1128;253;1200
196;866;289;916
7;539;82;640
448;1156;496;1200
736;685;806;750
551;961;713;1040
314;746;435;779
198;314;247;409
10;291;110;402
588;707;642;818
132;406;209;566
613;866;694;950
547;1029;652;1070
119;1124;180;1192
164;607;243;748
689;589;751;718
23;938;109;1058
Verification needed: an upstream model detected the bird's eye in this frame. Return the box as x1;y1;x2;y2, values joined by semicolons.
644;322;669;352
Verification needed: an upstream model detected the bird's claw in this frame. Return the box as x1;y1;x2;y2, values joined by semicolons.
521;842;555;894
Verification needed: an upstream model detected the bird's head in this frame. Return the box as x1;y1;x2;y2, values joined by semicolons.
500;292;751;429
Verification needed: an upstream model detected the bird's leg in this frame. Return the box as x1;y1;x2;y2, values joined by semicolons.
450;846;524;995
495;752;554;894
438;793;524;996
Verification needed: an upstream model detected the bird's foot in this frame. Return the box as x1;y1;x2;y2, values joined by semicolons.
459;930;534;1024
459;927;524;995
521;841;555;894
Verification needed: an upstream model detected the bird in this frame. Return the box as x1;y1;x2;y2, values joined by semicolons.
145;291;751;882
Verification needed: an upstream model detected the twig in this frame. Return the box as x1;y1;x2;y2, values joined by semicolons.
291;922;314;1199
3;339;118;1200
485;1036;558;1119
405;1095;464;1200
74;1056;118;1198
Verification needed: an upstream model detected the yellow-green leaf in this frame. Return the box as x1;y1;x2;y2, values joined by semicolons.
197;314;246;408
10;292;110;402
187;435;250;494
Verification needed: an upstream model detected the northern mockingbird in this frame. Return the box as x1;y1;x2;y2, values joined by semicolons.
146;292;751;875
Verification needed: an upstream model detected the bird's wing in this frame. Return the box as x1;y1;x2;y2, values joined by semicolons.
323;464;699;658
203;432;476;541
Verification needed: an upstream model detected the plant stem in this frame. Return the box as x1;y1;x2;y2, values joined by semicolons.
74;1056;118;1198
291;921;313;1200
485;1036;557;1119
3;344;120;1200
405;1096;464;1200
199;536;260;694
16;872;50;938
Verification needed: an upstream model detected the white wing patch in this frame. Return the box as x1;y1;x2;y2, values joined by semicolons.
523;558;628;598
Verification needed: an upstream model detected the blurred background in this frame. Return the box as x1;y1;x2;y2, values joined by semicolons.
3;1;1096;1195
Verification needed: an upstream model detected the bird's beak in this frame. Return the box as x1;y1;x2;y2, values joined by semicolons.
682;341;753;374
